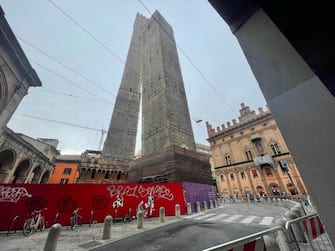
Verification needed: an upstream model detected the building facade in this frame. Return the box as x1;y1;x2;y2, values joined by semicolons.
0;128;57;183
206;103;307;198
0;7;56;183
48;154;80;184
50;150;129;184
0;7;41;135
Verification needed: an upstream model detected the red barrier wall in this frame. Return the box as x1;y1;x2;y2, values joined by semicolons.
0;183;186;231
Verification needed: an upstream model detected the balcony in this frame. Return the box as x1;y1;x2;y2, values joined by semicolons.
253;154;274;168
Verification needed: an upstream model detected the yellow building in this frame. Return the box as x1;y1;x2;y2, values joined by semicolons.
206;103;307;199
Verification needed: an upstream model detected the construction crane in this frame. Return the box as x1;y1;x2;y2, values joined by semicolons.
22;114;107;151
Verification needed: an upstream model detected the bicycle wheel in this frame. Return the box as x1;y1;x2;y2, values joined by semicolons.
23;219;33;236
39;217;45;231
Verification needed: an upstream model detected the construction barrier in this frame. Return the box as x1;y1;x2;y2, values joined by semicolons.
0;182;217;231
202;226;282;251
303;215;325;239
285;213;334;250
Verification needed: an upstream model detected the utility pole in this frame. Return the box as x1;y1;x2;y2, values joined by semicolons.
22;114;106;151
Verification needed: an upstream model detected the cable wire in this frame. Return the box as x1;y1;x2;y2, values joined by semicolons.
138;0;238;117
18;36;117;97
30;59;113;105
41;87;111;104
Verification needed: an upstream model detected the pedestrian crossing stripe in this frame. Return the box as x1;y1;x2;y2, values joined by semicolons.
207;214;228;221
184;213;274;226
259;216;273;226
240;215;258;224
193;213;217;220
223;215;243;222
183;212;206;219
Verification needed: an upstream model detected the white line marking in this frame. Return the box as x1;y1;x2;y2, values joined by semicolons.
223;215;243;222
194;213;217;220
259;216;273;225
240;215;258;224
207;214;229;221
183;212;206;219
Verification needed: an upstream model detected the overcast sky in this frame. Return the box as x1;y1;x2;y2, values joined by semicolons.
1;0;266;154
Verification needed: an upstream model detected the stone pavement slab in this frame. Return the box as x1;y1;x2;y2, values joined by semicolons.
0;217;180;251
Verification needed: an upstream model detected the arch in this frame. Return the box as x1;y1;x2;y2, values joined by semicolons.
256;185;265;196
269;183;281;196
91;169;96;179
0;149;15;182
0;66;8;112
232;188;239;196
12;159;31;183
40;170;50;184
244;187;251;196
116;171;121;180
286;183;297;195
104;170;110;179
31;165;42;184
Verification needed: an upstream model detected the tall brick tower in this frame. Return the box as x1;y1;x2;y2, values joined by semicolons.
141;11;196;156
104;11;211;184
102;14;147;160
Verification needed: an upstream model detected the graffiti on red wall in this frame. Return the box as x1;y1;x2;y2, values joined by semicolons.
0;186;32;202
0;183;186;231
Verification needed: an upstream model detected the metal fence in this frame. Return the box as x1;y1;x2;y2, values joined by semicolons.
202;226;282;251
285;213;334;251
202;210;334;251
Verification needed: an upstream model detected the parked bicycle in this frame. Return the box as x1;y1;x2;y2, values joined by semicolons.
70;208;82;230
23;208;47;236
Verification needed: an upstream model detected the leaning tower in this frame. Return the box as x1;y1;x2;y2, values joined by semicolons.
140;11;196;156
102;14;147;160
104;11;211;184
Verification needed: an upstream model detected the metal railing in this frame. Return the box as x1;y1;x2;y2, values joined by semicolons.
285;213;334;251
202;212;334;251
202;226;283;250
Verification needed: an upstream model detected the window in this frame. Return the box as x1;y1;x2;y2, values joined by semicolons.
255;142;264;153
104;171;110;179
245;150;253;160
91;169;96;179
63;168;71;175
240;172;246;179
251;138;264;154
60;178;68;184
225;155;231;165
252;169;258;178
230;173;235;180
264;167;273;176
270;143;281;155
220;175;225;182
